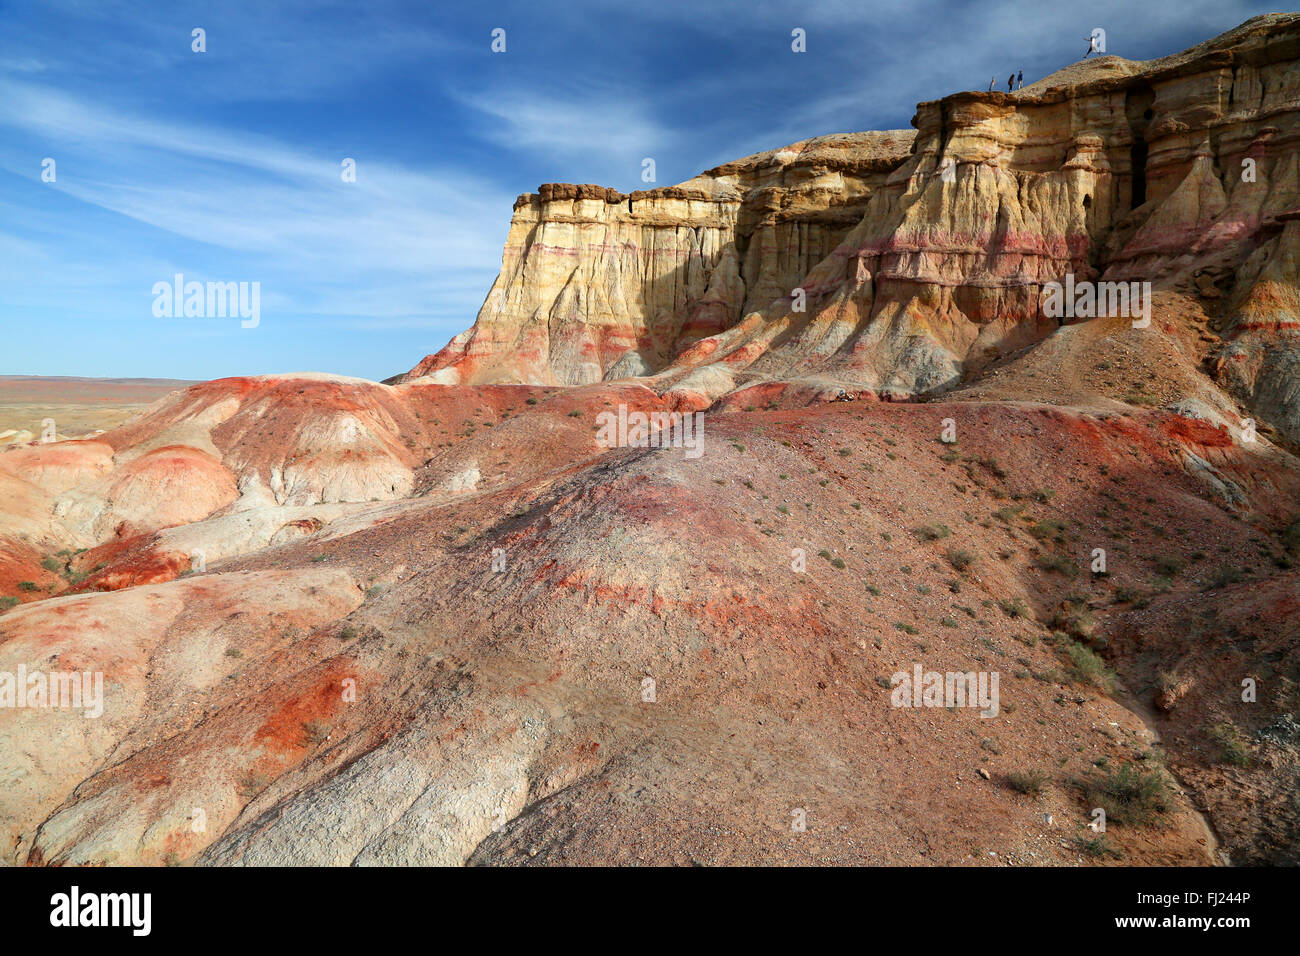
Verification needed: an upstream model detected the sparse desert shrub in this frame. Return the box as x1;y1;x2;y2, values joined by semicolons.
1033;488;1056;503
338;625;357;640
224;648;243;659
237;770;272;799
1035;553;1074;575
894;621;919;635
998;597;1029;619
1282;520;1300;553
17;581;37;592
1006;769;1049;796
1050;606;1096;643
0;596;18;611
40;557;62;573
301;719;332;747
994;504;1024;523
1075;835;1120;859
1208;565;1243;589
1080;763;1169;826
567;409;583;417
1152;555;1184;576
945;547;976;572
831;557;846;569
1207;721;1252;767
1063;642;1114;690
1028;518;1068;542
915;523;951;541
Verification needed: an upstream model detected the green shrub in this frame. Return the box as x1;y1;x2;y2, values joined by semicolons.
1076;835;1120;858
1081;764;1170;826
1153;555;1184;576
998;597;1029;619
946;548;976;572
1029;518;1067;542
1006;769;1049;796
1207;722;1251;767
1035;553;1074;575
1064;642;1114;690
1208;565;1243;589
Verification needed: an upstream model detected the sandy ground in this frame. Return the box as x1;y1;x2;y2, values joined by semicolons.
0;376;195;439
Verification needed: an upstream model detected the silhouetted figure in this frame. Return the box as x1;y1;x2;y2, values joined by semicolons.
1008;74;1014;92
1084;35;1098;57
989;75;995;91
1017;70;1024;89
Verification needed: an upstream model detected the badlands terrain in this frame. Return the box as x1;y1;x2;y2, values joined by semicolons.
2;15;1299;866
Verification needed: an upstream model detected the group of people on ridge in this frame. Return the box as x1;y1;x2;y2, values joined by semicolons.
990;70;1024;92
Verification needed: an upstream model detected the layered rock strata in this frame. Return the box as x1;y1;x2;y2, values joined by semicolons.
408;14;1300;440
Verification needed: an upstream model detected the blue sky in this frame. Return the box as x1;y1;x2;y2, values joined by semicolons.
0;0;1277;382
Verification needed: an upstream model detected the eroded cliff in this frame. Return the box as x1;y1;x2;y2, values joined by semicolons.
407;14;1300;441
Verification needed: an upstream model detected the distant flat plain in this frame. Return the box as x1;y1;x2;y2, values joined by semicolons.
0;376;196;439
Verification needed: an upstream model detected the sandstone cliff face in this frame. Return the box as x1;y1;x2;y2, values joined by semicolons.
408;14;1300;441
405;132;916;386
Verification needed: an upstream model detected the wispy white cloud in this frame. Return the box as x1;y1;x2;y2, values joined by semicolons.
453;83;677;186
3;0;458;103
0;79;512;319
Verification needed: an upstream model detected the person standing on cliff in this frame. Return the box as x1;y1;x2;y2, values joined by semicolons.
1084;35;1099;57
989;75;995;91
1017;69;1024;89
1007;73;1014;92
